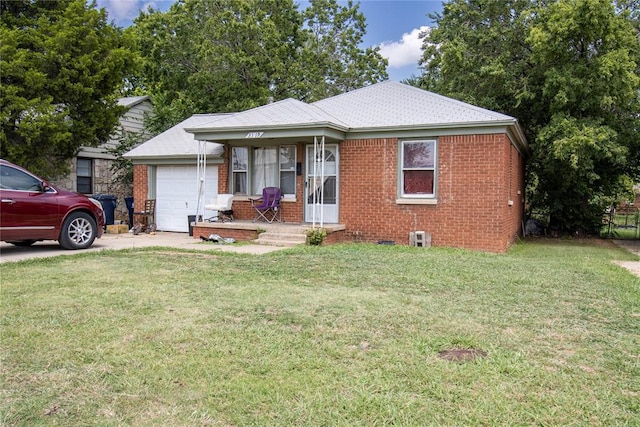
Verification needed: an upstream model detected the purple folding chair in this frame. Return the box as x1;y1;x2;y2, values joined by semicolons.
250;187;282;223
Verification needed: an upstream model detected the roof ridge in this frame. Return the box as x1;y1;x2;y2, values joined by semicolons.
309;103;351;129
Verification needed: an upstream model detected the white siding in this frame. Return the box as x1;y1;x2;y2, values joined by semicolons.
78;98;154;159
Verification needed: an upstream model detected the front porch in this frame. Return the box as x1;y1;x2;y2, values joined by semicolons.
191;221;347;247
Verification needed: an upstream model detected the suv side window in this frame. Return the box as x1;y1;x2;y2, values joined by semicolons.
0;164;43;191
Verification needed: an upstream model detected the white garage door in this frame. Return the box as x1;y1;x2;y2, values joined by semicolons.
156;165;218;232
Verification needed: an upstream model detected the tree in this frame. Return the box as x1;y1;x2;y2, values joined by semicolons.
527;0;640;232
420;0;640;233
105;128;145;191
297;0;388;102
0;0;139;178
128;0;388;132
419;0;537;128
128;0;304;134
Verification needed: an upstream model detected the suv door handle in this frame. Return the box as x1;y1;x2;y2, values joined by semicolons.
1;199;16;204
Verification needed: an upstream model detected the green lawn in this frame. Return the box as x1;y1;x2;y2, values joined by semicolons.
1;240;639;426
602;226;640;240
602;211;640;239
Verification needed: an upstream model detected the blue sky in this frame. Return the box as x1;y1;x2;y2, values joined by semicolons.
95;0;443;81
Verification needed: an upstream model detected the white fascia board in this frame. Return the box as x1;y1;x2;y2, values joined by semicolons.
186;122;348;142
346;119;517;134
76;146;116;160
346;123;506;138
130;155;224;166
346;120;530;157
506;123;530;158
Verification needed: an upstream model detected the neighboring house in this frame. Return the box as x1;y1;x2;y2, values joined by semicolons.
127;81;529;252
52;96;153;222
124;114;228;232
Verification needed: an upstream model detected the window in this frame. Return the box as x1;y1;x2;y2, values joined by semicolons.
401;140;436;197
0;164;42;191
232;145;296;196
279;146;296;197
252;147;278;191
77;158;93;194
232;147;248;195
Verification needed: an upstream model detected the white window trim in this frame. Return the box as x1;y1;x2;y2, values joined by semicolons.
396;198;438;205
231;145;297;197
279;145;297;199
231;147;249;195
76;158;93;194
398;139;438;201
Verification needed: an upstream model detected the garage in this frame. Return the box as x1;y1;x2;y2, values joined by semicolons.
124;113;227;233
156;164;218;232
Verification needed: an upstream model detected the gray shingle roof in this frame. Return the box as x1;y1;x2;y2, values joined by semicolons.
136;81;527;158
312;81;515;129
125;114;228;159
118;96;150;108
192;98;348;131
187;81;517;136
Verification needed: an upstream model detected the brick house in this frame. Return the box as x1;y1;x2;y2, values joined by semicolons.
129;81;528;252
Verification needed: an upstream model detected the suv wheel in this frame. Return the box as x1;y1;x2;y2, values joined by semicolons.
59;212;97;250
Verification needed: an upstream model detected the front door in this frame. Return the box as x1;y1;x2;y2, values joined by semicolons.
305;144;339;224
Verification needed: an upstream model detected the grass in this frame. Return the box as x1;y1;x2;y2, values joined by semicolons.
602;226;640;240
1;239;639;426
602;212;640;239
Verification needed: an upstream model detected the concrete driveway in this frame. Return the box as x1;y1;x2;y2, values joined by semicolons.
612;240;640;277
0;231;286;263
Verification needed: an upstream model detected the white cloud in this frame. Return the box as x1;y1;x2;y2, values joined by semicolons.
142;1;159;12
378;26;430;69
96;0;165;26
96;0;140;23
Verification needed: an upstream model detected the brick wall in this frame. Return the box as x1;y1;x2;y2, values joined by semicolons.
218;147;229;193
338;135;525;252
132;164;149;212
192;225;257;241
223;143;306;223
212;134;526;252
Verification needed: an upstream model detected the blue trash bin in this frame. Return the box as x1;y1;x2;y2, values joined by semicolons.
92;194;117;225
124;196;134;227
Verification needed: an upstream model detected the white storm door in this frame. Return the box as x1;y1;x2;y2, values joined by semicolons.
156;165;217;232
305;144;339;224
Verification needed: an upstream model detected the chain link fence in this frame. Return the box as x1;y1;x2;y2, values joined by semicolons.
602;203;640;240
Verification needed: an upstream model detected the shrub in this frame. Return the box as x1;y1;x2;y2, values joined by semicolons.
306;228;327;245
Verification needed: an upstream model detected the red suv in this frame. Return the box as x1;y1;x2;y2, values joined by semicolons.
0;159;105;249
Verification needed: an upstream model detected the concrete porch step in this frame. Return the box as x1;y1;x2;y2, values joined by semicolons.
258;231;307;242
193;221;346;247
254;238;305;247
255;231;307;247
256;225;310;234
